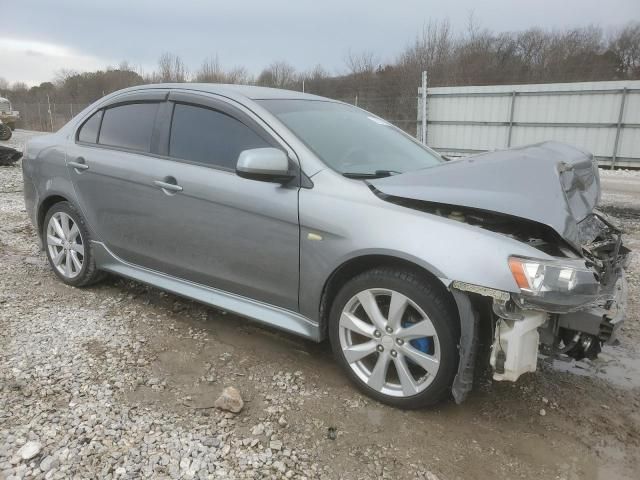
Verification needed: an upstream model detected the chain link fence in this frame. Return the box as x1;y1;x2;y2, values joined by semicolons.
11;95;420;136
11;102;90;132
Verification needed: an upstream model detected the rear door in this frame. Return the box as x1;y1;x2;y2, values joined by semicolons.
140;93;300;311
66;91;170;265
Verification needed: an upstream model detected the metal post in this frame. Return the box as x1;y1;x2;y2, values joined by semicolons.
37;103;42;131
354;95;358;107
507;91;516;147
421;71;427;145
611;87;627;170
302;80;305;93
47;95;54;132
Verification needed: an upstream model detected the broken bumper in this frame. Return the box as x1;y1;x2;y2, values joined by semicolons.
556;273;628;345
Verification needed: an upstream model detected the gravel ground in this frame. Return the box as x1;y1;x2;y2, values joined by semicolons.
1;130;639;480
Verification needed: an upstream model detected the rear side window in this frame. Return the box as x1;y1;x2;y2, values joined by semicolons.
169;103;270;169
98;103;159;152
77;110;103;144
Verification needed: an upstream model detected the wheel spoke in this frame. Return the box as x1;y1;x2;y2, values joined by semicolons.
65;251;72;276
394;355;419;396
68;224;80;242
340;312;375;338
52;249;65;266
47;235;63;246
400;345;439;376
397;319;436;340
70;251;83;271
356;291;387;331
70;242;84;256
51;216;65;239
368;351;391;390
343;341;377;364
387;291;409;330
60;214;71;238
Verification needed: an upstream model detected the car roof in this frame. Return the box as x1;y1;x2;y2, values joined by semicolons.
120;83;330;102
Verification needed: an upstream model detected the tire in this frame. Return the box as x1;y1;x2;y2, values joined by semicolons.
0;124;11;141
43;201;105;287
329;267;459;409
7;122;15;131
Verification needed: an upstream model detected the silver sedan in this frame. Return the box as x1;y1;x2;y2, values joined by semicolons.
22;84;629;408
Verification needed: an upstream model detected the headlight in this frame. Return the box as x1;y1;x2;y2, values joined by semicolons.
508;256;601;311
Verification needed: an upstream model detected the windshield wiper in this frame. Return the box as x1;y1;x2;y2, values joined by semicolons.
342;170;401;179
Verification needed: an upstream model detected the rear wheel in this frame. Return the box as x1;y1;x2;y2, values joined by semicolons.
0;124;11;141
43;201;104;287
329;267;459;408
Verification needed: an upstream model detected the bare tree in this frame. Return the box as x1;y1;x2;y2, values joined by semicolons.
257;61;297;88
610;22;640;77
345;49;379;75
196;55;225;83
158;53;188;82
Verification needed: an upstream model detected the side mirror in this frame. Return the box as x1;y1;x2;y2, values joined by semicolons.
236;148;294;183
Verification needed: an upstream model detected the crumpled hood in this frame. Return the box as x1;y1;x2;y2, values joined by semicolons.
370;141;600;248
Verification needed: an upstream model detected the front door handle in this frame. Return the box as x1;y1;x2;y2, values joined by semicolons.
153;179;183;193
68;158;89;171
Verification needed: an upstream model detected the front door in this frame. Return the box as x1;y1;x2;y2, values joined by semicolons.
142;100;301;311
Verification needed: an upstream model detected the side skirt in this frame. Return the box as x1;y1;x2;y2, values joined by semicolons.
92;241;322;341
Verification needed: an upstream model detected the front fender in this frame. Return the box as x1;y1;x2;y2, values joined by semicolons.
298;171;551;322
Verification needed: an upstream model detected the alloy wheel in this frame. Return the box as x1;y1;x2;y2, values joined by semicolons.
338;288;441;397
46;212;85;279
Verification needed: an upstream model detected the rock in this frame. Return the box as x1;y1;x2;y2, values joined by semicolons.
269;440;283;451
539;408;547;416
40;455;58;473
17;441;41;461
214;387;244;413
251;423;265;436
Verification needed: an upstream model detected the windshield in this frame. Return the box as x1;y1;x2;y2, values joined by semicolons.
258;99;443;177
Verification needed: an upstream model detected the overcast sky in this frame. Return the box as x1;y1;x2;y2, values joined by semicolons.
2;0;639;86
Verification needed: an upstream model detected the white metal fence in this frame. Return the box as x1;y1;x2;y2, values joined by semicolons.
417;80;640;168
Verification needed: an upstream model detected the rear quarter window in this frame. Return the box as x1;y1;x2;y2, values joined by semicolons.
98;102;159;152
77;110;103;144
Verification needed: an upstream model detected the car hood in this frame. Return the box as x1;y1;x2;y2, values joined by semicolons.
369;141;601;248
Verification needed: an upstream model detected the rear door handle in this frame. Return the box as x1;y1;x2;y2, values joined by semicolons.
68;158;89;171
153;179;183;193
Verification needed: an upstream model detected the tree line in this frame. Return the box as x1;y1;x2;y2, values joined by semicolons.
1;20;638;132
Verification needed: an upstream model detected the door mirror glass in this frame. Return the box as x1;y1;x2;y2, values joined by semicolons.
236;148;293;182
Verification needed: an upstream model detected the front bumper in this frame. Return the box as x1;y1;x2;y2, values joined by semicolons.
556;273;628;344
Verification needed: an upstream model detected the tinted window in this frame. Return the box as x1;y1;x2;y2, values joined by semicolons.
169;103;270;169
77;110;103;144
99;103;159;152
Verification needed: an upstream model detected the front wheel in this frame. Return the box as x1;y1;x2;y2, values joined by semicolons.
329;267;459;408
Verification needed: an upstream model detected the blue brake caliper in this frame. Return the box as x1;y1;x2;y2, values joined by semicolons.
402;320;432;356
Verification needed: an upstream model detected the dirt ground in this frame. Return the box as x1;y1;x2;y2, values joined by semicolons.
1;130;639;479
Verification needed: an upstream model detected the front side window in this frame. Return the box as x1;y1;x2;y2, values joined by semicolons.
169;103;270;169
77;110;103;144
98;102;159;152
258;99;443;177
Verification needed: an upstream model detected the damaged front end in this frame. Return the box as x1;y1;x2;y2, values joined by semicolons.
512;212;630;361
368;142;631;401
